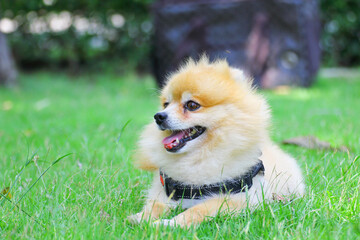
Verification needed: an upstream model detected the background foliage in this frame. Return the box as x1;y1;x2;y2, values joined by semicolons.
0;0;359;71
320;0;360;66
0;0;152;71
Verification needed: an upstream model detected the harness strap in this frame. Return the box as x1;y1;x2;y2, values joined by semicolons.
160;161;265;201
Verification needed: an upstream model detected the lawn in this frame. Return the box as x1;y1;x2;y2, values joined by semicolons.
0;70;359;239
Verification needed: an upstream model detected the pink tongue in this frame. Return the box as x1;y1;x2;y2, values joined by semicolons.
162;131;186;145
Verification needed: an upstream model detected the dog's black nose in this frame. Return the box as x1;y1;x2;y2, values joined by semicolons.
154;112;168;125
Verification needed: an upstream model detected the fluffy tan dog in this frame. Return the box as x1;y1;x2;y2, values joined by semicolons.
129;57;305;228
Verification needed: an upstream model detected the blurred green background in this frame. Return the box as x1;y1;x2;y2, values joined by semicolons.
0;0;359;73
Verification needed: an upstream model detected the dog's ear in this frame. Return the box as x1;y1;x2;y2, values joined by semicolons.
230;68;254;86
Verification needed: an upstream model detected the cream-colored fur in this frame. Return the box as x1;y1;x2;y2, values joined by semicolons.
129;57;305;228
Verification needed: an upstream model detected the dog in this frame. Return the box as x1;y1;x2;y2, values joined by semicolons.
128;57;305;228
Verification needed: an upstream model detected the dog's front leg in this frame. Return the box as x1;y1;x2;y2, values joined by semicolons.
128;173;172;225
159;195;248;228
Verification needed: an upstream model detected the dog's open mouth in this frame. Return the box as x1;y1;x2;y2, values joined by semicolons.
162;126;206;152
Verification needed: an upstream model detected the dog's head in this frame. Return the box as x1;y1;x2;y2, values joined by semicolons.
154;57;270;155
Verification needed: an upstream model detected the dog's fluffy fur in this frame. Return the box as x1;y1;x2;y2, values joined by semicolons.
129;57;305;227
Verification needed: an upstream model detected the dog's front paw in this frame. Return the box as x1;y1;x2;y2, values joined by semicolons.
127;212;144;225
153;219;176;227
153;216;194;228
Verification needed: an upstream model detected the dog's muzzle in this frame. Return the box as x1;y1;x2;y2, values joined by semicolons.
154;112;168;130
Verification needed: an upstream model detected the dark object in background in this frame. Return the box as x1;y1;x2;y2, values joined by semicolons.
152;0;320;88
0;32;17;86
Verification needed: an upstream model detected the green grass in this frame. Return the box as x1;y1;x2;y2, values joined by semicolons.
0;71;359;239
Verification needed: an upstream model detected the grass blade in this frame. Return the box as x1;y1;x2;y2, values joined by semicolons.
11;153;73;209
117;119;131;143
0;151;37;205
0;193;46;229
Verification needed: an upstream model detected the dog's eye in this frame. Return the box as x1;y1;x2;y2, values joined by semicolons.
163;102;169;108
185;101;200;111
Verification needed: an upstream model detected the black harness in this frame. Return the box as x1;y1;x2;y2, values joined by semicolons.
159;161;265;201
